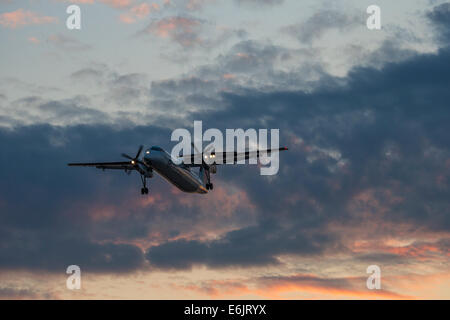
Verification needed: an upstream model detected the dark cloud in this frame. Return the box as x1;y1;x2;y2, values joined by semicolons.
0;124;257;272
0;125;168;272
0;4;449;274
144;21;450;268
0;232;145;272
0;287;38;299
6;95;111;126
427;2;450;43
70;68;105;82
146;222;337;269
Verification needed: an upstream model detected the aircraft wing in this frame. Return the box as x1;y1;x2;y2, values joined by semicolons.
179;147;288;166
68;161;136;171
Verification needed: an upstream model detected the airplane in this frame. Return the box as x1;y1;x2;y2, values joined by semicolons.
68;144;288;195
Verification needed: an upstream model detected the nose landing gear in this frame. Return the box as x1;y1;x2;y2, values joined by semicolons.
206;183;213;190
140;174;149;195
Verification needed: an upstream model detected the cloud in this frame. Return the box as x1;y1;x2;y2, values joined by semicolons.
27;37;40;44
119;2;160;23
427;2;450;43
69;64;150;111
70;68;105;82
0;233;145;272
163;0;214;11
139;16;203;47
100;0;133;8
1;40;450;275
180;273;412;299
0;4;449;298
146;222;337;269
234;0;284;6
0;287;38;299
3;95;111;126
282;9;361;44
143;33;450;269
47;33;91;51
0;9;57;28
0;122;262;272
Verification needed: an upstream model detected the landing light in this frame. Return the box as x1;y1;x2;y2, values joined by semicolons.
146;151;150;154
131;160;135;165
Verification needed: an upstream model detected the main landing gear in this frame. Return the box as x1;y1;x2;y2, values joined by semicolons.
204;167;214;190
140;174;149;195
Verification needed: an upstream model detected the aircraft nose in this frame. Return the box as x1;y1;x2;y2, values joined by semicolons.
143;151;152;165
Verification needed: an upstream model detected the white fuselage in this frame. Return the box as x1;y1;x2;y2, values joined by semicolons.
143;147;208;194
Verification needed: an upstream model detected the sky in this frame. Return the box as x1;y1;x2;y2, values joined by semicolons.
0;0;449;299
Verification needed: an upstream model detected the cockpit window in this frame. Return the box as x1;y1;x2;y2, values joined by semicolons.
150;146;163;151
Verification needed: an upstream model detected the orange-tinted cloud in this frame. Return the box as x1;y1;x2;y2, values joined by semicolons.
179;273;414;300
223;73;235;79
119;2;159;24
100;0;134;8
141;16;202;47
28;37;40;44
63;0;131;8
0;9;58;29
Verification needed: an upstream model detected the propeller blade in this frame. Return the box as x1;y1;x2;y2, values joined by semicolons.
122;153;134;161
135;145;143;159
122;149;148;167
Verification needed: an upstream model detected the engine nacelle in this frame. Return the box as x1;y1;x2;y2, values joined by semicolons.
210;163;217;174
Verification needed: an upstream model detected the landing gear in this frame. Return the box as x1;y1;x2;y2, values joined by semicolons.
140;174;149;195
204;167;214;191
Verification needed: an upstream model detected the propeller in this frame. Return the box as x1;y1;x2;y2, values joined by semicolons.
122;145;146;166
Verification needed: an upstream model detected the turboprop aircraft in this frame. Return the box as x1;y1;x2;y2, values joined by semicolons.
68;144;288;195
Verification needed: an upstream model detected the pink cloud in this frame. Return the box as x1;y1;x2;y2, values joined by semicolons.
119;2;159;24
223;73;235;79
100;0;134;8
28;37;40;44
142;16;202;47
63;0;131;8
0;9;58;29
